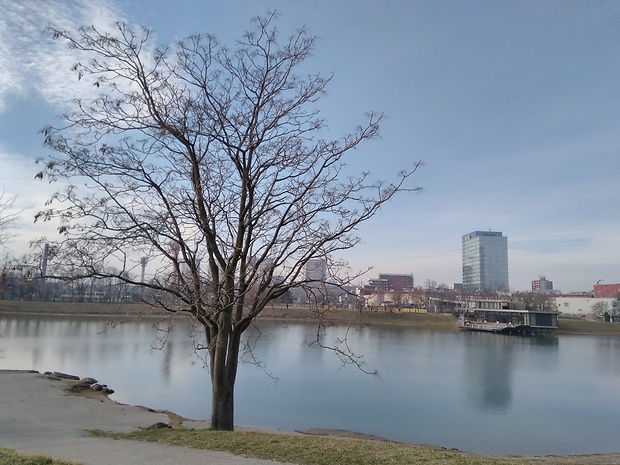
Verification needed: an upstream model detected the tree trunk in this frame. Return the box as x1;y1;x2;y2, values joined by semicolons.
209;309;238;431
210;374;234;430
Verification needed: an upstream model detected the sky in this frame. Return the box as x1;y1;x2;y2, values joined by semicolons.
0;0;619;293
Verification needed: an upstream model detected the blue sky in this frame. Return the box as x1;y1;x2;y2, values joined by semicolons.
0;0;619;292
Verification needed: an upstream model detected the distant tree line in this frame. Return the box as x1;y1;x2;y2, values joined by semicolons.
0;263;141;303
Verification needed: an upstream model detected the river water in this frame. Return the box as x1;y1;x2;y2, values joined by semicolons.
1;313;619;456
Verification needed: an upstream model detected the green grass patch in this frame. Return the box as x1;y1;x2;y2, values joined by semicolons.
0;448;80;465
88;429;521;465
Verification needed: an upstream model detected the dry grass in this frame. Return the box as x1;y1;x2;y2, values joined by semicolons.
89;429;505;465
4;300;620;335
556;317;620;336
0;300;164;317
0;448;80;465
88;429;620;465
0;300;458;329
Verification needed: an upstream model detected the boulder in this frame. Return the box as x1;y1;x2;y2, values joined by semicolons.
52;371;80;380
82;383;114;395
69;381;93;392
146;422;172;430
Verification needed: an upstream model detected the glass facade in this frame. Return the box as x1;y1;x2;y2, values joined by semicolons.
462;231;509;292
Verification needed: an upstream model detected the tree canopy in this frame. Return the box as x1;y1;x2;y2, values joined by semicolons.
37;14;420;430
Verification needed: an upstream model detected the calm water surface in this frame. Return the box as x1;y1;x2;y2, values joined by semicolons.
1;313;619;456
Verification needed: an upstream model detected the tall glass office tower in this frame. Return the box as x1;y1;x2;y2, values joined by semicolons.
462;231;509;292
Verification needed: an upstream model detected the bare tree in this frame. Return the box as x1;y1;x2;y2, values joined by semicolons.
512;291;556;312
0;189;19;248
612;298;620;319
38;15;421;430
592;301;609;320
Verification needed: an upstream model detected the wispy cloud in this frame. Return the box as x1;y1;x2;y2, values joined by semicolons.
0;0;123;113
0;145;62;248
0;0;127;251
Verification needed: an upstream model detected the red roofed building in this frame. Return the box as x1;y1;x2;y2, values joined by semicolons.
593;283;620;298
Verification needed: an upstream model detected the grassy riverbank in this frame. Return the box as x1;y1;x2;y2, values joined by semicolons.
90;428;620;465
2;300;620;335
554;317;620;335
0;299;458;330
5;428;619;465
0;448;79;465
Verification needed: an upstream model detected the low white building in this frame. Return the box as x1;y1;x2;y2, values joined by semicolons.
360;290;425;310
554;296;615;318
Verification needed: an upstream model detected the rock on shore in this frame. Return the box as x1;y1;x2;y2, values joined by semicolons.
43;370;115;395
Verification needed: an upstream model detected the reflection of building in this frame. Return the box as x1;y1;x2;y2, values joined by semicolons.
532;276;553;292
463;334;513;413
463;333;558;415
462;231;509;292
305;258;327;281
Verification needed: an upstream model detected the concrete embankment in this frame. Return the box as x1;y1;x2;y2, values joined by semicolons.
0;370;290;465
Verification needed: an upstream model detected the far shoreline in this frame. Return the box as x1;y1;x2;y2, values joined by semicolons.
2;299;620;336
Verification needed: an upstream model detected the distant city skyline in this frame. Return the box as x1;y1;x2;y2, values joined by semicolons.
1;1;619;292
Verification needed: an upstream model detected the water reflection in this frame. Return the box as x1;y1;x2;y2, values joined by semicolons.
161;341;173;385
1;314;619;456
462;333;559;413
463;332;514;412
596;337;620;376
